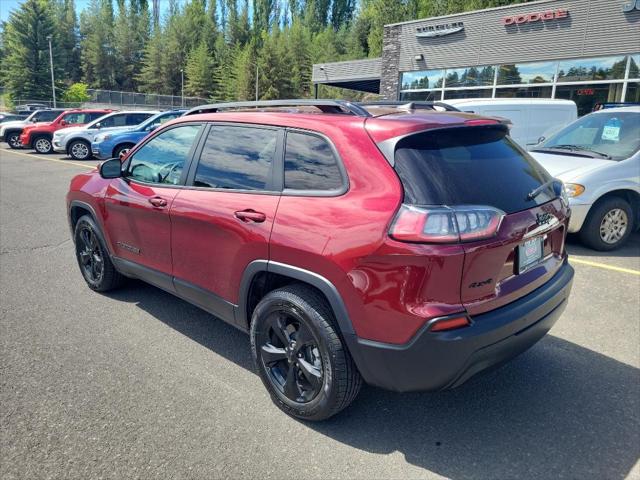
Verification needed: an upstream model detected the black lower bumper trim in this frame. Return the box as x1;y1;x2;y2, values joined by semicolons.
345;263;574;392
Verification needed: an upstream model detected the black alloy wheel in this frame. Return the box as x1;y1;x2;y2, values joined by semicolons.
251;285;362;421
77;224;105;286
258;311;324;403
73;215;125;292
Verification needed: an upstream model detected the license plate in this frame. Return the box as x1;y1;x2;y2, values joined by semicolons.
518;236;543;273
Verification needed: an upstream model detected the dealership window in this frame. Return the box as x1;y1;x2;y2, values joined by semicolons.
497;61;556;85
400;69;444;90
443;88;492;99
624;82;639;103
398;54;640;114
557;55;628;83
495;86;553;98
445;66;494;87
555;83;624;116
399;90;443;101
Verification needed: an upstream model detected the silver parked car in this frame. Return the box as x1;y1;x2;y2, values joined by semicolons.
530;107;639;251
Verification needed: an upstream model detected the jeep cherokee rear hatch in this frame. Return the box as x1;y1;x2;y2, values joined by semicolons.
380;121;569;316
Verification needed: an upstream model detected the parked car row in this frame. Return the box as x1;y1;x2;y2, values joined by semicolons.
0;108;185;160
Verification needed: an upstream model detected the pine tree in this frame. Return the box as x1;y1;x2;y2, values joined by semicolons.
2;0;58;101
137;30;167;93
54;0;81;83
185;41;214;97
80;0;117;89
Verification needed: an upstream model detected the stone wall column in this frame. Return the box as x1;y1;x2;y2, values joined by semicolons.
379;25;401;100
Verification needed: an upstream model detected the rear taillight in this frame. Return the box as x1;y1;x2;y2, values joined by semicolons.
389;204;504;244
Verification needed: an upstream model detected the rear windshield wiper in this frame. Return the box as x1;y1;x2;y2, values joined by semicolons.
532;144;612;159
527;179;558;201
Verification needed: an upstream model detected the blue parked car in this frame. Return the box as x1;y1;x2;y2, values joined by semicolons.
91;110;186;160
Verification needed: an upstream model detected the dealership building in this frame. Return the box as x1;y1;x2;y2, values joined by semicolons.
312;0;640;115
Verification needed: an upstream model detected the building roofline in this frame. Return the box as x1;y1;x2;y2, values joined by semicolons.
313;58;381;67
384;0;562;28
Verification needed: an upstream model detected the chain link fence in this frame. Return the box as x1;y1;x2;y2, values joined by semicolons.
1;87;209;111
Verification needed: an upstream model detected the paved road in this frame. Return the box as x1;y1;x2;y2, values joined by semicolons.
1;147;639;480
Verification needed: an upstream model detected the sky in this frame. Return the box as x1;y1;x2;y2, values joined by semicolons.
0;0;179;23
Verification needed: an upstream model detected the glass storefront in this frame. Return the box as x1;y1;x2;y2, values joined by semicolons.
555;83;625;116
399;54;640;114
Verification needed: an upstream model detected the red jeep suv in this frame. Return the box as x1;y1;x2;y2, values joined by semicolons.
66;100;574;420
20;109;111;153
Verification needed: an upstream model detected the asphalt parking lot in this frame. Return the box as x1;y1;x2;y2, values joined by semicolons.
1;146;639;479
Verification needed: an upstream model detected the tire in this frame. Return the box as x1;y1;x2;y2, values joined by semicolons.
579;197;634;251
68;139;92;160
6;131;21;149
74;215;125;292
250;284;362;421
33;135;53;154
113;143;135;160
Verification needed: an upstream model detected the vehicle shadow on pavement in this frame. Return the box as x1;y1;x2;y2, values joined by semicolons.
566;231;640;258
107;282;640;480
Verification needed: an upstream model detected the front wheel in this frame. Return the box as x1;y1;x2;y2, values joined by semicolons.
33;136;53;154
74;215;125;292
68;140;92;160
250;284;362;421
6;132;21;149
113;143;134;160
579;197;633;251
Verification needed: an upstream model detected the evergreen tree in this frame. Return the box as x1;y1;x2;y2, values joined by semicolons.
54;0;81;83
185;41;215;97
80;0;117;89
2;0;58;101
137;29;167;93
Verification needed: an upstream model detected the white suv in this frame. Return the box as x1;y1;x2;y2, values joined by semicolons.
53;110;157;160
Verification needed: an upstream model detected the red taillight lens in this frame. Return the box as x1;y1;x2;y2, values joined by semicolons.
389;204;504;244
429;315;471;332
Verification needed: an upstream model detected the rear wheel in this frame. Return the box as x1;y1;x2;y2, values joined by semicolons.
579;197;633;251
68;139;92;160
74;215;125;292
6;132;21;149
250;284;362;421
33;135;53;154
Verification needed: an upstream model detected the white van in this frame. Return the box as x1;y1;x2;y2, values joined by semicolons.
444;98;577;150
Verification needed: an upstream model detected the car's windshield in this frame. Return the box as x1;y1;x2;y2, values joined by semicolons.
536;111;640;161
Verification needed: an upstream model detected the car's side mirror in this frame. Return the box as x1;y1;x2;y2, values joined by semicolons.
537;136;546;144
147;124;159;132
99;158;122;179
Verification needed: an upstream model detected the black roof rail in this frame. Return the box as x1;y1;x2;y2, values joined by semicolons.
358;101;461;112
185;99;372;117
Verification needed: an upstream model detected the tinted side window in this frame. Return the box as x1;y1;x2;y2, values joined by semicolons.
63;113;89;124
193;125;278;191
97;114;126;128
127;125;200;185
126;113;152;125
90;112;107;121
284;132;343;191
37;111;60;122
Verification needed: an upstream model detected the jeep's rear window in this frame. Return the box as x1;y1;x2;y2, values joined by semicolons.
393;126;556;214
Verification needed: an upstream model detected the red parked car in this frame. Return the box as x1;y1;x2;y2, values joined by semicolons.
66;100;574;420
20;109;111;154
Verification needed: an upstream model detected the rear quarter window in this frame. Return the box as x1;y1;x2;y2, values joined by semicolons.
284;132;343;191
394;126;555;214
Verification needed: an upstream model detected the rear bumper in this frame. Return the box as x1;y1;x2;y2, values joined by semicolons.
567;203;590;233
346;262;574;392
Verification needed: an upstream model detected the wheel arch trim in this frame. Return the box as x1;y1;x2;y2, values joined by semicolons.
236;260;355;336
